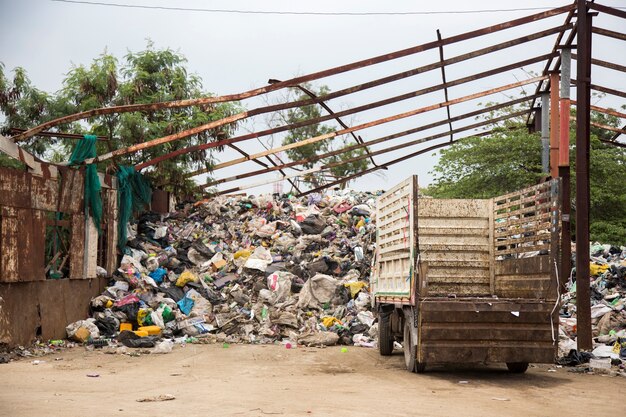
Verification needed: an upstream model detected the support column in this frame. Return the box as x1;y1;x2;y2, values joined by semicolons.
541;94;550;174
549;72;560;178
559;46;572;293
575;0;593;352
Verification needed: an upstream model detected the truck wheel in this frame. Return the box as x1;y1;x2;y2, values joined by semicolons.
506;362;529;373
403;311;426;373
378;313;394;356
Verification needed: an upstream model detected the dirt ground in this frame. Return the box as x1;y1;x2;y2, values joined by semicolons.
1;344;624;417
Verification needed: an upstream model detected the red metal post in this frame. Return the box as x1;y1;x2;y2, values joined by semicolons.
549;72;560;178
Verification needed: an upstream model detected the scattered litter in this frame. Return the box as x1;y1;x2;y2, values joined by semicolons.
136;394;176;402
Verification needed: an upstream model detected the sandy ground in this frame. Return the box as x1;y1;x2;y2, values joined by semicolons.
1;344;624;417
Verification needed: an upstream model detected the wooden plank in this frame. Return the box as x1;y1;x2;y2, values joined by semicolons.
494;190;551;211
488;199;495;294
495;244;550;256
69;214;85;279
419;199;490;217
494;201;553;219
495;211;551;227
494;221;552;238
493;181;552;203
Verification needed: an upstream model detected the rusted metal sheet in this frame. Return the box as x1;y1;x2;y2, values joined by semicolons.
103;189;118;275
418;299;557;364
69;214;85;279
0;168;30;209
30;175;58;211
58;168;85;214
151;189;170;214
0;278;107;346
0;207;45;282
0;206;19;282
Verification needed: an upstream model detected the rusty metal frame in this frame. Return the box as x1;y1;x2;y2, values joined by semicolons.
134;57;554;170
267;78;381;168
190;94;537;182
11;4;574;143
201;105;535;189
205;76;547;173
436;29;454;142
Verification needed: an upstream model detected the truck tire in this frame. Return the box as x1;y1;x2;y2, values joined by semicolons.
378;313;394;356
403;310;426;373
506;362;529;373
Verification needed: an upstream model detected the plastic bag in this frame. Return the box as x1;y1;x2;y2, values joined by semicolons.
152;339;174;354
176;270;199;287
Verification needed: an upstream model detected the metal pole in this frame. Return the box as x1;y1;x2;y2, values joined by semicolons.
559;46;572;292
575;0;592;352
549;72;560;178
541;93;550;174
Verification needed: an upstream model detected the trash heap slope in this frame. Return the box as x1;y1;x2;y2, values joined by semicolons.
68;191;380;348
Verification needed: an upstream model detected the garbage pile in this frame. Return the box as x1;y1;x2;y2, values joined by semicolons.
559;243;626;372
66;191;380;351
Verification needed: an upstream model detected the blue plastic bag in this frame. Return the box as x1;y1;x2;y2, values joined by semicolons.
177;296;194;315
149;267;167;284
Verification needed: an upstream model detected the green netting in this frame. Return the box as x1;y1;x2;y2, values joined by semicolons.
68;135;102;233
117;165;152;250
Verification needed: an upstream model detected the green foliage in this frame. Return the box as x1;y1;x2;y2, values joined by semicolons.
429;100;626;244
280;84;369;188
0;43;241;197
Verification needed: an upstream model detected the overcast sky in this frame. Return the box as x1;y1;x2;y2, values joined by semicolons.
1;0;624;195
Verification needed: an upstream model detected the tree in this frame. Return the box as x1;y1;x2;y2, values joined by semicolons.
0;42;241;196
277;84;370;188
427;101;626;244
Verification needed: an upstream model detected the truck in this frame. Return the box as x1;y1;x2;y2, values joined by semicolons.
372;176;561;373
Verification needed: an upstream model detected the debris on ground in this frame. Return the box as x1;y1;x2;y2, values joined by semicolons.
64;190;379;353
558;243;626;375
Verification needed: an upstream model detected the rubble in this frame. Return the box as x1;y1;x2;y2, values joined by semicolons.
66;190;379;351
558;243;626;374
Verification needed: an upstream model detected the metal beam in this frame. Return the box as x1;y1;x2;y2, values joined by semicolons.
187;95;537;181
12;5;574;142
592;26;626;42
588;2;626;19
7;128;109;141
268;79;380;168
203;107;532;189
206;77;547;173
526;6;577;127
436;29;454;141
572;54;626;74
134;57;553;170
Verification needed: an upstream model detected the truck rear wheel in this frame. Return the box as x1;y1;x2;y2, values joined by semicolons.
403;310;426;373
506;362;529;373
378;312;394;356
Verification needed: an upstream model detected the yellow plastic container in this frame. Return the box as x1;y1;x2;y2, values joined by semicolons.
133;330;149;337
137;325;162;336
119;323;132;332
